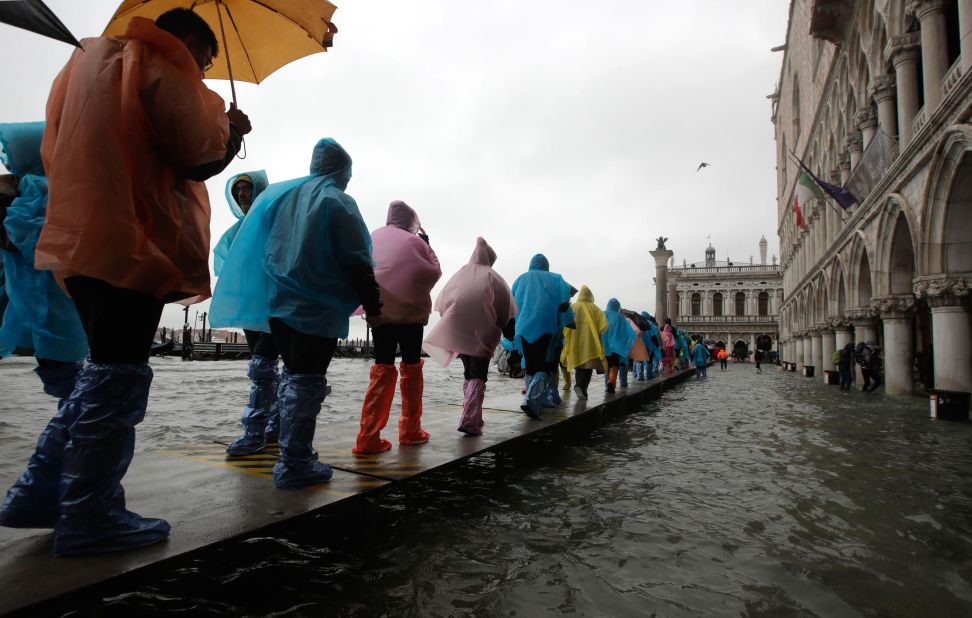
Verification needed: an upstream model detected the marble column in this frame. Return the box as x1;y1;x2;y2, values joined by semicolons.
811;329;823;372
834;322;854;357
909;0;950;112
821;326;837;372
876;296;916;395
794;335;805;368
650;248;673;327
803;335;813;371
838;152;851;185
851;310;879;385
846;133;864;170
917;277;972;393
869;74;898;142
960;0;972;71
856;106;878;148
887;33;922;147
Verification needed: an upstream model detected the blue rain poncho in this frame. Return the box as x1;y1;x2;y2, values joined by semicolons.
213;170;269;276
210;139;373;339
602;298;637;360
0;122;87;362
691;341;710;367
511;254;574;357
641;311;662;362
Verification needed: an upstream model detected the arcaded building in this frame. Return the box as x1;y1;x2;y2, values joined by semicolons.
774;0;972;395
669;238;783;358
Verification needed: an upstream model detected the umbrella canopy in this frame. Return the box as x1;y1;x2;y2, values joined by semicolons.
103;0;337;86
0;0;81;47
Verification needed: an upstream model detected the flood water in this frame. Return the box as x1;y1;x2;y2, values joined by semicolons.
2;357;971;617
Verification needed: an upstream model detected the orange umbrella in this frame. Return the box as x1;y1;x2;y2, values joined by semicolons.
103;0;338;104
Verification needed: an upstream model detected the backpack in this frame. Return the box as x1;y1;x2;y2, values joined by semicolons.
832;350;842;366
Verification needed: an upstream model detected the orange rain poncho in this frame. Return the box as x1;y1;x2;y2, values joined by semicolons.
35;17;230;302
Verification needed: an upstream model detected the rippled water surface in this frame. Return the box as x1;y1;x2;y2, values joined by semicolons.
2;357;971;617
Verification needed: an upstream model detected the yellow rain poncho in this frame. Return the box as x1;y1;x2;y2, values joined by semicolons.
564;285;608;370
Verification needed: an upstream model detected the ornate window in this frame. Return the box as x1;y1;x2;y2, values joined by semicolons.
758;291;769;316
691;293;701;316
713;292;723;317
735;292;746;316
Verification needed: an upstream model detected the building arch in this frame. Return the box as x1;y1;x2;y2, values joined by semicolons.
923;124;972;275
874;194;920;295
848;232;875;308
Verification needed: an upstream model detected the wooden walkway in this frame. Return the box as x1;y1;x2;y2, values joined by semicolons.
0;367;698;615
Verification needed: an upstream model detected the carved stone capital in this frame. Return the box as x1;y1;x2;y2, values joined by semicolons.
837;152;851;171
869;74;897;101
872;295;916;319
830;316;853;330
907;0;947;20
886;33;921;65
913;275;972;308
844;133;863;153
846;306;878;323
855;107;878;131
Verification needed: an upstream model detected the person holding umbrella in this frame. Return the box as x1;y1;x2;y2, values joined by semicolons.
1;8;251;556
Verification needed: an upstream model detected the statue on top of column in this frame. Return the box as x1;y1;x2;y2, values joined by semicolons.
656;236;668;250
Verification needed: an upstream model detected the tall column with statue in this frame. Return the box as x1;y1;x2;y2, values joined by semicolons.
651;237;673;326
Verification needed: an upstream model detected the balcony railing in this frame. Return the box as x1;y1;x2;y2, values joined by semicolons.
678;315;777;324
672;265;781;275
913;106;928;135
943;59;963;98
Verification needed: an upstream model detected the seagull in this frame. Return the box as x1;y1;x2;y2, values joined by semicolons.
697;162;711;172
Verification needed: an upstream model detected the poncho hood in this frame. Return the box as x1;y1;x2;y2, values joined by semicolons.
0;122;45;177
606;298;621;312
310;138;352;189
224;170;269;219
386;200;421;233
577;285;594;303
529;254;549;271
470;236;497;266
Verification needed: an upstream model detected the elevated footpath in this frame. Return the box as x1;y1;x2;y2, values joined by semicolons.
0;367;699;615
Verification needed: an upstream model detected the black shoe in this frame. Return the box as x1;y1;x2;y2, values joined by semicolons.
606;383;615;394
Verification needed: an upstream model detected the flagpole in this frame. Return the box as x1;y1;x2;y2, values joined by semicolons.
787;151;852;222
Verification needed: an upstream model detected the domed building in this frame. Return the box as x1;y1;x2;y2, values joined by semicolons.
669;238;784;359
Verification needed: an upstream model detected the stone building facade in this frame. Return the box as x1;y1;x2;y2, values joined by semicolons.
669;238;784;358
774;0;972;395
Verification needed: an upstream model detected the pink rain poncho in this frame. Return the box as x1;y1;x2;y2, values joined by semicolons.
423;237;517;367
661;324;676;362
370;201;441;324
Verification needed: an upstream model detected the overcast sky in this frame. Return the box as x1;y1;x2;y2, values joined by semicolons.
0;1;789;338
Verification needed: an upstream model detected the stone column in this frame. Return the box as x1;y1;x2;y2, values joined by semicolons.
838;152;851;184
845;133;864;170
917;277;972;392
856;106;878;148
802;335;813;371
850;309;879;384
886;33;922;147
869;74;898;142
794;334;805;368
667;270;681;323
810;329;823;372
875;296;916;395
960;0;972;71
834;320;854;356
650;248;673;326
821;326;837;372
909;0;951;112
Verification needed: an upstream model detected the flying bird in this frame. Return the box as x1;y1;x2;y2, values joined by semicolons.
697;162;711;172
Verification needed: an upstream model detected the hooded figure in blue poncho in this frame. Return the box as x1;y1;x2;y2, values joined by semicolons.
0;122;87;368
210;138;382;490
601;298;637;393
212;170;283;457
510;254;574;419
691;337;710;379
213;170;269;276
0;122;90;533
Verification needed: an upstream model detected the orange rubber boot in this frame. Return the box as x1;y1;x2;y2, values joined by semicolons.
398;360;430;445
352;364;397;454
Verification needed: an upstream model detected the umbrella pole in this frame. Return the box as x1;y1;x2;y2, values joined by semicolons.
215;0;237;106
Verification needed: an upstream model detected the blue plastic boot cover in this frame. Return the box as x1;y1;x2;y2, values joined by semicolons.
521;372;547;419
265;367;285;443
541;381;562;408
52;362;170;556
0;362;84;528
273;372;333;489
226;355;278;455
34;361;82;400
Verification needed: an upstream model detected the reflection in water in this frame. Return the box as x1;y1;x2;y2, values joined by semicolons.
2;358;971;616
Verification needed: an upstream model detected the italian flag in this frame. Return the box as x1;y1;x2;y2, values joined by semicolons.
793;172;823;231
